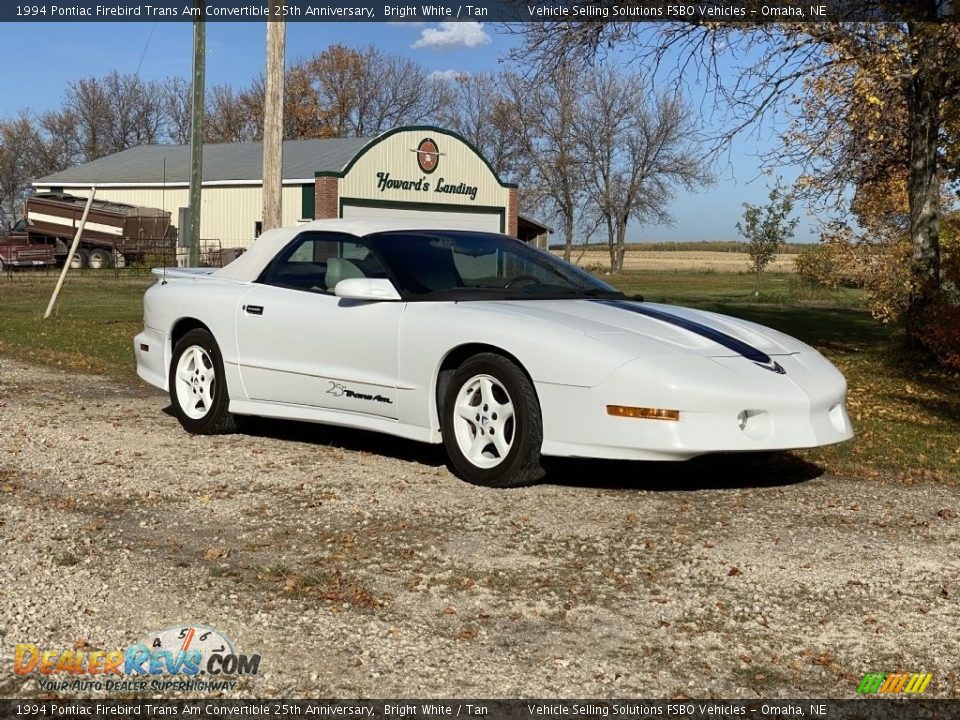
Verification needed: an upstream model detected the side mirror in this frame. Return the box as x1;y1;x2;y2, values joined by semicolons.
334;277;402;302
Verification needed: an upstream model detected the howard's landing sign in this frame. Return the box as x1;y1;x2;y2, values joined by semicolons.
375;172;478;202
372;138;478;201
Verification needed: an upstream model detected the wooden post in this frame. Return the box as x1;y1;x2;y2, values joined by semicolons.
44;189;96;320
187;0;205;266
262;4;285;232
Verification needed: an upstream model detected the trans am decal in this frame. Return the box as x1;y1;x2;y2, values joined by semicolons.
327;381;393;404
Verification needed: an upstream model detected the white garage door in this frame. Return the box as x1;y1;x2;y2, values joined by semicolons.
341;203;502;233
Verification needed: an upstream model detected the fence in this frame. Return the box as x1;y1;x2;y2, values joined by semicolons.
0;239;247;281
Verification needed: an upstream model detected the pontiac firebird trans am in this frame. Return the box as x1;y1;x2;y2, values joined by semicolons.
135;220;853;487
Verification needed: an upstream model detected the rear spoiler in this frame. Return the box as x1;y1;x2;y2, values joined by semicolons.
151;267;219;281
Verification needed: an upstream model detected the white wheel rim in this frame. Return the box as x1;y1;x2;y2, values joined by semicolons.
452;373;515;469
174;345;216;420
89;253;103;269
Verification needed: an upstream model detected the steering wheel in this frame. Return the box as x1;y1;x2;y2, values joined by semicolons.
503;274;542;289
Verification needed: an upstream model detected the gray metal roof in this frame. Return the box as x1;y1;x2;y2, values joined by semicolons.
518;213;553;233
34;137;373;186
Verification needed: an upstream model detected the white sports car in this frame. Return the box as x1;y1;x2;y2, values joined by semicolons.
135;220;852;487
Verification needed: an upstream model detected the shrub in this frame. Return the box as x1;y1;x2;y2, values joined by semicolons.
915;295;960;371
794;243;843;288
794;230;871;290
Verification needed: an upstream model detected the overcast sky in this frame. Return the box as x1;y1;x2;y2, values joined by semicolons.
2;21;821;243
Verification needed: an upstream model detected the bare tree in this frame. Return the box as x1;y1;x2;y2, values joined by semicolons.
578;70;711;273
0;113;71;227
0;115;36;226
163;76;192;145
437;72;525;183
359;50;447;134
65;72;165;161
35;109;82;173
504;64;588;261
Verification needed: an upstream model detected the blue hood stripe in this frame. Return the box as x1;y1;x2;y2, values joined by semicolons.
595;300;773;364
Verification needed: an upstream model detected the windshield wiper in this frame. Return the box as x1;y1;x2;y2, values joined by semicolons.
579;288;628;298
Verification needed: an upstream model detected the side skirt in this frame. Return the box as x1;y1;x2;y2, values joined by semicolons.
228;399;440;444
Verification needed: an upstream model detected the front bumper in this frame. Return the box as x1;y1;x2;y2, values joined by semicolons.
538;352;853;461
134;327;169;391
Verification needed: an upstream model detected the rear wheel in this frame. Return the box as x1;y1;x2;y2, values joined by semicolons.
87;248;110;269
168;328;238;435
441;353;544;488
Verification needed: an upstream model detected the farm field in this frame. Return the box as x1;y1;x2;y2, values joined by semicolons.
560;249;798;273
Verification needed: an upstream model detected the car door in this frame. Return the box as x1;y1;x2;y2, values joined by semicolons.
234;231;403;419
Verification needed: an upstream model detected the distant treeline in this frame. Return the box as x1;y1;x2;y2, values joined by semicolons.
551;241;808;254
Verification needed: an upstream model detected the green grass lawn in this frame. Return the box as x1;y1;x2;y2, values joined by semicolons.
0;269;956;483
0;273;151;379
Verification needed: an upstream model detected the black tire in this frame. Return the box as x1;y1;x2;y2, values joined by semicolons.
168;328;238;435
441;353;544;488
87;248;110;269
69;249;89;270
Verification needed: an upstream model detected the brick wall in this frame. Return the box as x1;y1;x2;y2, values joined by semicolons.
314;177;339;219
507;187;519;237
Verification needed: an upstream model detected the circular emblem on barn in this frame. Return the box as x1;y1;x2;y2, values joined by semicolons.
414;138;440;174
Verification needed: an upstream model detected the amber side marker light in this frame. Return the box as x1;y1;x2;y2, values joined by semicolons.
606;405;680;421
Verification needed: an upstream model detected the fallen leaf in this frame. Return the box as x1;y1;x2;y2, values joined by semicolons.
456;626;478;641
728;566;743;577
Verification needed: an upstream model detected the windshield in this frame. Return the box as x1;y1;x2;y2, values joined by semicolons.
366;230;624;301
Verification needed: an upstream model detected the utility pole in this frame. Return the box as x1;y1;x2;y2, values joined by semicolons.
262;2;285;232
187;0;205;266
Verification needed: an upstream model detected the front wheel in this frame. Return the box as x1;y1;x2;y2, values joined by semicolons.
442;353;544;488
69;249;89;270
168;328;238;434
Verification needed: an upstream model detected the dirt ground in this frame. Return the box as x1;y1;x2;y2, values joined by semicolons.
1;357;958;699
562;251;797;274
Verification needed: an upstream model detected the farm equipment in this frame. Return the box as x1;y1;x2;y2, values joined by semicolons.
13;192;175;268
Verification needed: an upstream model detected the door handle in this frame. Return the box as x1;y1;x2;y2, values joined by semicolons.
243;304;264;316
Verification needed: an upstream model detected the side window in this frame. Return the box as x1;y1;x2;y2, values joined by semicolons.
261;233;377;294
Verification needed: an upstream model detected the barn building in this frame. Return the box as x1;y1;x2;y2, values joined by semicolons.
32;125;550;250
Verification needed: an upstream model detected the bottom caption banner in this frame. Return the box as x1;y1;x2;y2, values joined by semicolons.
5;700;960;720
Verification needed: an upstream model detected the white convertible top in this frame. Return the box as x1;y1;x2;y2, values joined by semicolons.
214;217;471;282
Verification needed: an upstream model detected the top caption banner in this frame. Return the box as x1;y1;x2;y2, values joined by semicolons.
2;0;955;23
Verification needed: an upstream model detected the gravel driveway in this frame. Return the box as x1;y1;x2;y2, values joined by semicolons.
1;357;958;699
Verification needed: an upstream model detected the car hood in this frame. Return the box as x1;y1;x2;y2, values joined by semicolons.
476;299;811;359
